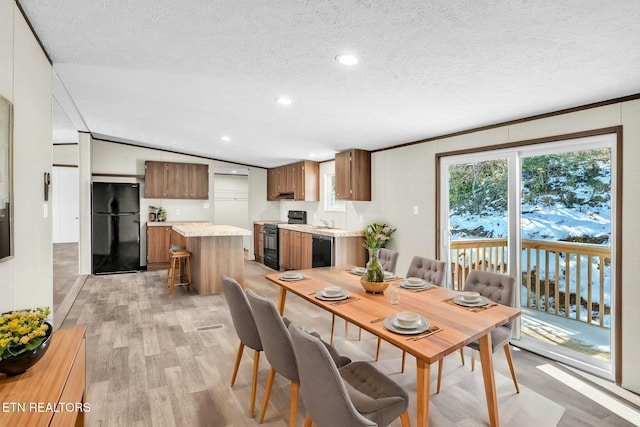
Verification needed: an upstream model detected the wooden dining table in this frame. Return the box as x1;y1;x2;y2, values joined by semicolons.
266;267;521;427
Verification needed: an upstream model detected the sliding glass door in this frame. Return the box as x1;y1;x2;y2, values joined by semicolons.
439;133;616;378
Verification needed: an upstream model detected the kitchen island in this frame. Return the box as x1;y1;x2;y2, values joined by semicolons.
172;223;252;294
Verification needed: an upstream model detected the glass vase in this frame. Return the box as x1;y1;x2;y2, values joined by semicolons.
365;248;384;282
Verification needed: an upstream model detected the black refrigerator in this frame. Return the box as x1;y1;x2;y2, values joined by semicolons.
91;182;140;274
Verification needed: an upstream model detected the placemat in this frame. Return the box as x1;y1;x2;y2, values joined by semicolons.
444;297;498;312
405;325;442;341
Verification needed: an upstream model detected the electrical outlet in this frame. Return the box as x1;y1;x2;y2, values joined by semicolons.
203;202;209;209
359;215;363;224
176;208;181;216
413;205;419;215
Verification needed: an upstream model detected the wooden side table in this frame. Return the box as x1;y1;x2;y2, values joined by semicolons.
0;327;87;426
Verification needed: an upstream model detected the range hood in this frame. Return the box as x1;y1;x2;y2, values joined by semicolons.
276;192;294;199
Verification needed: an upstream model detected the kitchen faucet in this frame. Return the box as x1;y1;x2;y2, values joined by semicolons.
320;219;335;228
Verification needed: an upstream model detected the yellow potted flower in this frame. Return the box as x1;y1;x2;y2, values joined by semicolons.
0;307;52;376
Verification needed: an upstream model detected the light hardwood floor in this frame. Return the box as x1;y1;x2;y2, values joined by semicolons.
57;251;639;426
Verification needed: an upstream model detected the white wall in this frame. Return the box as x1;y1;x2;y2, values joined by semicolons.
0;0;53;313
53;143;78;165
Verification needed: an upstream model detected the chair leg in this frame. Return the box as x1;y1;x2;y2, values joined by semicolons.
401;350;406;373
437;359;443;393
399;411;411;427
375;337;382;361
330;314;336;345
290;381;299;427
459;348;465;366
471;350;476;371
259;367;276;423
250;350;260;417
504;344;520;393
304;413;313;427
230;342;244;386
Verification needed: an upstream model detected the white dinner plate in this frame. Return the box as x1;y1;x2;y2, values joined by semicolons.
383;272;399;281
453;295;489;307
351;267;366;275
383;316;430;335
279;273;304;281
315;291;350;301
400;281;431;290
392;317;422;330
321;290;345;298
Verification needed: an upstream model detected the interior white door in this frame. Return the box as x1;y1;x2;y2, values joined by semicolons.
52;166;79;243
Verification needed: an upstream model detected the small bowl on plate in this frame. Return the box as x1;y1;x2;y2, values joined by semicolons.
324;285;343;296
460;291;480;302
396;311;421;327
407;277;423;285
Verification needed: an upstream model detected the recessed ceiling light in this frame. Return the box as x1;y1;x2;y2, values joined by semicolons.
221;136;231;143
231;170;237;174
308;153;316;157
336;54;359;66
275;96;292;105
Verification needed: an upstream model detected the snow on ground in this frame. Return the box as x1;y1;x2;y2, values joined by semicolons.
449;201;611;327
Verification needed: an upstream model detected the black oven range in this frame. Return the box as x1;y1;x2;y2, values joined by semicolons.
263;210;306;270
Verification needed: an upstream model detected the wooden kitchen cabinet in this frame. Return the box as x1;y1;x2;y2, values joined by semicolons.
188;163;209;198
144;161;209;199
267;168;278;201
279;228;312;270
279;228;292;270
335;149;371;201
266;161;319;201
147;225;172;270
300;232;312;269
254;223;264;262
144;161;167;198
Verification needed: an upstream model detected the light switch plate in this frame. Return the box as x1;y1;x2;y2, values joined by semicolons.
413;205;419;215
176;208;181;216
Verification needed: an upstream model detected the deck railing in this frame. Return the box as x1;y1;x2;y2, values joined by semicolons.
450;238;611;328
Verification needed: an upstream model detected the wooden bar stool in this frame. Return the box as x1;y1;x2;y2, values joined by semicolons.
167;248;192;296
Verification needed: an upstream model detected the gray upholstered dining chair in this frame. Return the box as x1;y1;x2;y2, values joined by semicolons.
221;276;263;418
379;248;400;275
436;269;520;394
246;289;350;426
396;256;452;372
406;255;446;285
289;322;411;427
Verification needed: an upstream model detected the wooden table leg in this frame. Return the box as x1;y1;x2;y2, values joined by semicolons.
277;288;287;315
478;333;499;427
416;358;431;427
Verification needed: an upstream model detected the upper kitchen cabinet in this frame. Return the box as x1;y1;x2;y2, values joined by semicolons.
144;161;209;199
335;149;371;201
266;160;319;201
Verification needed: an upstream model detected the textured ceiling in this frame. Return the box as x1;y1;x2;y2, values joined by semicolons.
21;0;640;167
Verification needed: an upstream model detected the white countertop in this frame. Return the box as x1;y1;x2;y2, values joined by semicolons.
277;223;365;238
147;221;211;227
172;223;252;237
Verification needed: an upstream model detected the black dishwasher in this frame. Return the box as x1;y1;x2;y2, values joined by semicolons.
312;234;333;267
